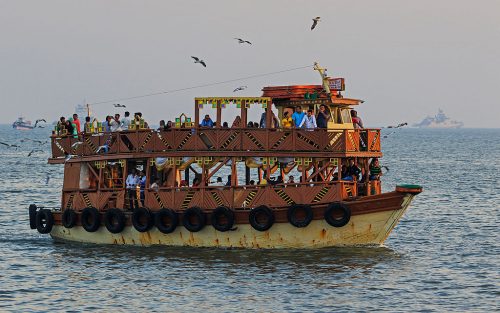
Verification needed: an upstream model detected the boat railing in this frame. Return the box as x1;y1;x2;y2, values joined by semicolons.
61;180;363;210
51;128;381;158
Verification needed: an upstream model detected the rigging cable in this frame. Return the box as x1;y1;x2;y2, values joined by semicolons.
90;64;312;105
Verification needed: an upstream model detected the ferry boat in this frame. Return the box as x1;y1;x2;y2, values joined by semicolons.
29;63;422;248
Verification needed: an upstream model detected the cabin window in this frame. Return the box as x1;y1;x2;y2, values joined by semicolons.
102;161;124;189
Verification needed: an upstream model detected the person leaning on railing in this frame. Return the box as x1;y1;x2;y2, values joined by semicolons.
282;111;293;128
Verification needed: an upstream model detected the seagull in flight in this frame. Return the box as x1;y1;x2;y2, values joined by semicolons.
27;149;44;157
234;38;252;45
311;17;320;30
233;86;247;92
0;141;20;148
191;56;207;67
113;103;126;108
71;141;84;148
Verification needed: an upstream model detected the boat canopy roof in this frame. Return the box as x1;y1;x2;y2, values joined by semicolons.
261;85;363;107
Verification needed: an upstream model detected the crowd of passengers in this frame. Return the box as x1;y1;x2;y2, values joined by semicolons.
124;157;382;194
55;105;365;137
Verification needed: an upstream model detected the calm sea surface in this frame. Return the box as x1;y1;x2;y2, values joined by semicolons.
0;125;498;312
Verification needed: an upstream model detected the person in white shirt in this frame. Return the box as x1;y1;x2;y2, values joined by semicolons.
126;169;139;209
110;113;122;132
121;111;131;131
298;109;317;130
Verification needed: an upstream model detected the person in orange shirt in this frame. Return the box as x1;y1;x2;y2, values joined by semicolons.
72;114;81;133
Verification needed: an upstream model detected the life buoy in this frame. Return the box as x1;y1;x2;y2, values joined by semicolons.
81;207;101;232
249;205;274;231
35;209;54;234
211;206;235;232
155;208;178;234
287;204;313;228
62;209;77;228
324;202;351;227
29;204;37;229
182;207;206;232
104;208;126;234
132;207;153;232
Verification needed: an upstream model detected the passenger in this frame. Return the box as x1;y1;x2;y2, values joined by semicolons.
158;120;166;131
192;177;200;187
65;119;76;137
139;171;146;206
292;106;305;128
213;177;224;186
344;159;361;181
247;121;254;128
316;105;330;129
287;176;295;184
298;109;317;130
84;116;92;133
222;121;229;128
259;175;268;185
179;180;188;188
72;114;81;133
103;116;112;132
150;179;160;192
225;175;232;186
126;169;139;209
111;114;122;132
201;114;214;127
281;111;293;128
249;180;255;185
121;111;131;130
231;115;241;128
166;120;173;129
369;158;382;180
351;110;364;129
56;116;66;134
342;159;361;181
259;111;279;128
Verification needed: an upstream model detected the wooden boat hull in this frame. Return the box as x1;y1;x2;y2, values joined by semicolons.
48;192;418;248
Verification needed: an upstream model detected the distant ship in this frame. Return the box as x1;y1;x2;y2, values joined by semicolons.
12;117;46;130
413;109;463;128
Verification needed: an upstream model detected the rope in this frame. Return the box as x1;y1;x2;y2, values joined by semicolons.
90;64;312;105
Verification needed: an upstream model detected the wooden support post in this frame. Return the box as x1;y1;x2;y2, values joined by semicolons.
266;100;272;128
184;169;189;186
231;157;237;186
216;100;222;128
194;99;200;128
241;100;247;128
245;165;250;185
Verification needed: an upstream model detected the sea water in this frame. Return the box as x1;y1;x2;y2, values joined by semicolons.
0;125;498;312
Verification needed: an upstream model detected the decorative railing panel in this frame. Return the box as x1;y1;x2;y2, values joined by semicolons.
51;128;381;158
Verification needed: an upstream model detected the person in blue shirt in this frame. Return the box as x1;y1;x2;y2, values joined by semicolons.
291;106;305;128
200;114;214;127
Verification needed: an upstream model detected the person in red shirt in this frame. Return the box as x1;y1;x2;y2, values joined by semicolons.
72;113;81;133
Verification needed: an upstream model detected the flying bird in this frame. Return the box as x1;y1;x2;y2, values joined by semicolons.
71;141;84;148
113;103;126;108
33;119;46;128
191;56;207;67
233;86;247;92
27;149;43;157
234;38;252;45
311;17;320;30
0;141;20;148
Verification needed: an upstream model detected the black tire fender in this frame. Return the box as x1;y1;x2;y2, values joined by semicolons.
29;204;38;229
81;207;101;232
35;209;54;234
104;208;126;234
249;205;274;232
324;202;351;227
287;204;313;228
211;206;235;232
155;208;178;234
182;207;206;232
62;209;77;228
132;207;154;232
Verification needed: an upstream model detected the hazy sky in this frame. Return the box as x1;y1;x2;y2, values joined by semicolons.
1;0;499;127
